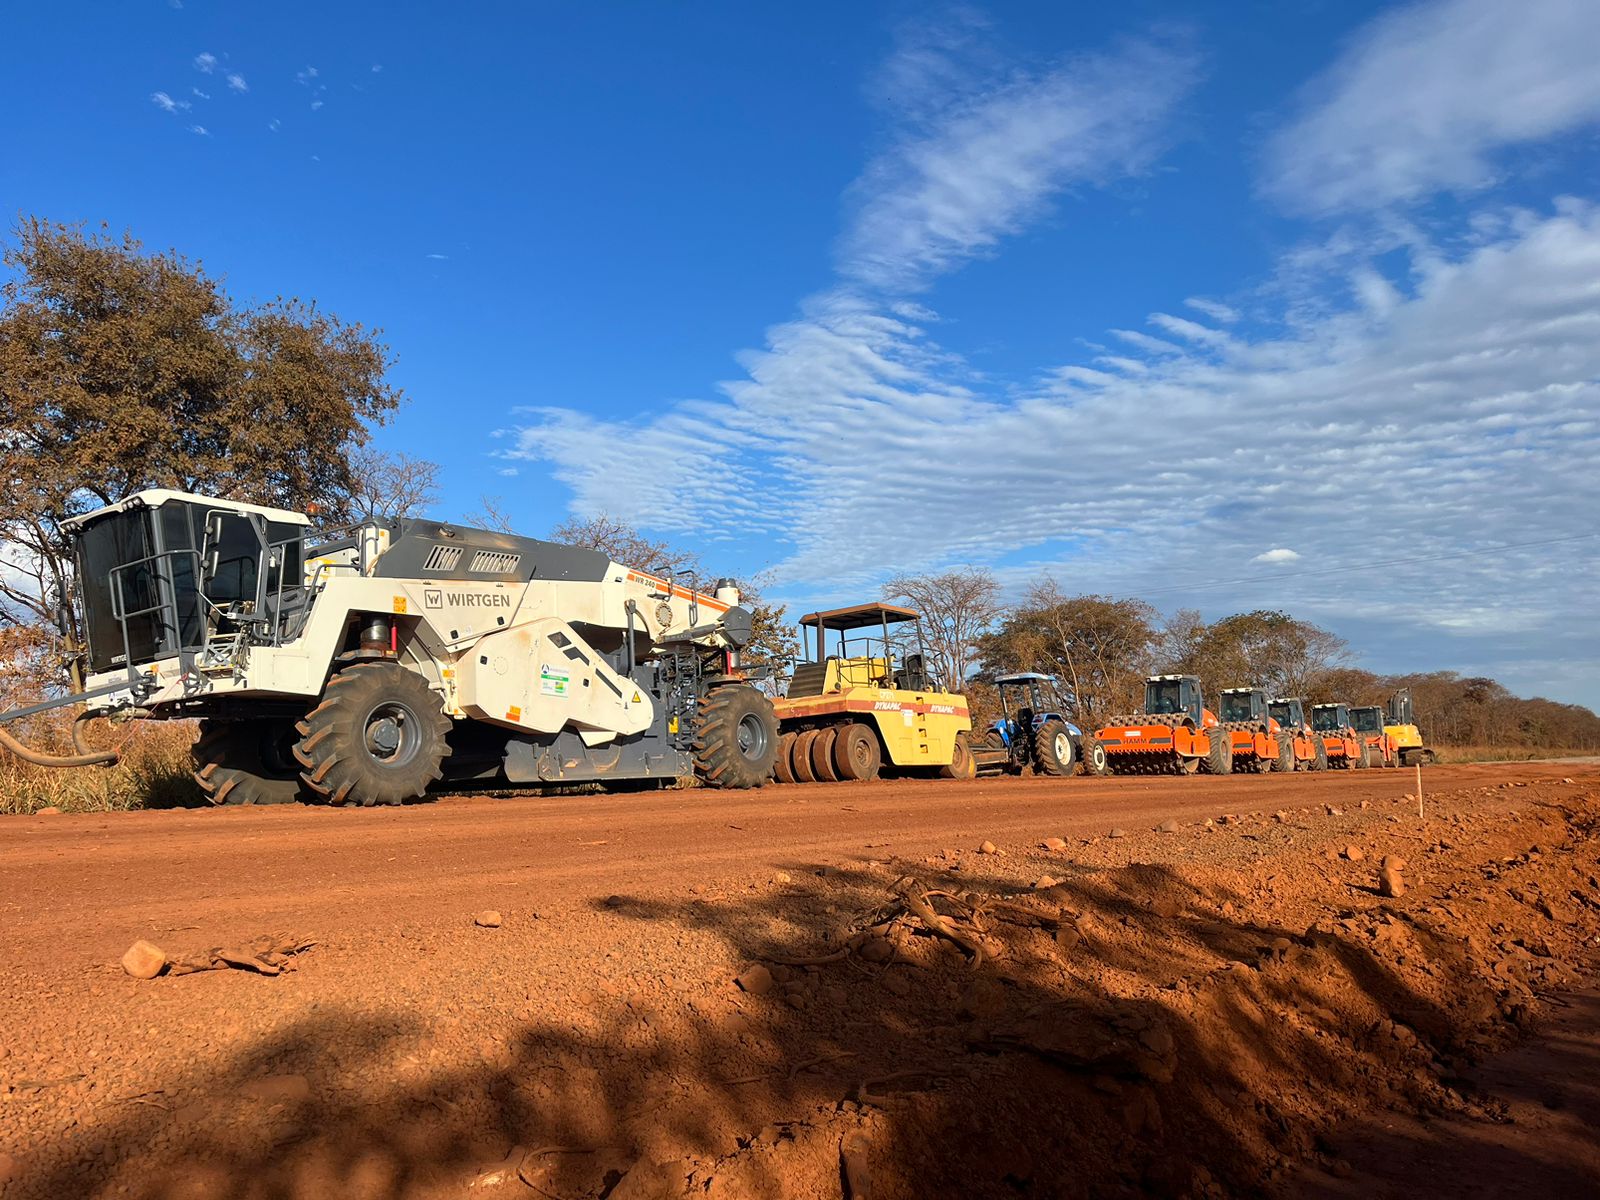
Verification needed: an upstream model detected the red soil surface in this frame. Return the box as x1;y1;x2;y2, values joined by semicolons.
0;761;1596;1198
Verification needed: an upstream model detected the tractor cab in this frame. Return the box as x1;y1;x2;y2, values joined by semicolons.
1219;687;1269;725
1387;690;1416;726
785;603;932;697
1145;674;1208;725
1311;703;1353;733
990;672;1079;747
1351;706;1385;734
1268;697;1309;731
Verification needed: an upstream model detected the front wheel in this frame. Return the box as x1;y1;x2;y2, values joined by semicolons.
939;733;977;780
1201;731;1233;775
1272;737;1294;773
1032;719;1076;776
294;663;451;806
694;685;778;789
193;718;308;805
1080;735;1112;776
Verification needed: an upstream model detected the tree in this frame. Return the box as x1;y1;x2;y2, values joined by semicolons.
1164;609;1350;700
343;447;441;522
976;584;1160;724
0;218;403;683
882;567;1001;691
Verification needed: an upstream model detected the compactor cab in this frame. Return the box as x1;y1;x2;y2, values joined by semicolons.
971;672;1081;777
1084;674;1228;777
1311;702;1367;769
1384;689;1436;766
1218;686;1289;773
1352;705;1398;767
770;603;974;784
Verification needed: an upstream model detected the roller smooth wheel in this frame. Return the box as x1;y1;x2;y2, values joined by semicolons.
694;685;778;789
1080;735;1112;776
294;662;451;806
1031;719;1076;776
193;718;308;805
810;726;841;783
1353;741;1370;769
773;731;799;784
939;732;977;780
791;729;821;784
832;722;882;782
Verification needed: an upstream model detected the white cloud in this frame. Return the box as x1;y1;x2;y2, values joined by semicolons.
425;253;450;260
193;51;218;74
188;124;209;137
371;64;383;74
1147;312;1229;346
150;91;187;114
226;72;247;92
310;99;324;111
1264;0;1600;214
296;65;319;85
1184;297;1238;324
1252;549;1302;565
267;118;280;132
838;34;1199;291
191;87;210;100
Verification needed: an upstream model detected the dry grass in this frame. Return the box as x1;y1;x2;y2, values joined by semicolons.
0;715;199;815
1434;743;1595;764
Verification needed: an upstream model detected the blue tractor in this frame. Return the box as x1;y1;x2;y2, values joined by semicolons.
972;672;1082;776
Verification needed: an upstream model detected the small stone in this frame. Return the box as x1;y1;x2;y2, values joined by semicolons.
120;939;167;980
1156;819;1179;834
1342;846;1365;862
1150;895;1180;918
1379;865;1406;898
1404;793;1415;801
1561;777;1573;784
1034;876;1059;889
858;937;894;963
1055;924;1082;953
1217;814;1234;825
1041;836;1067;852
978;840;998;855
473;911;502;928
1381;854;1407;871
35;806;62;816
1360;800;1370;809
1108;828;1126;839
773;871;791;884
1269;936;1292;960
1220;901;1235;917
603;894;625;908
735;965;774;995
1325;805;1342;816
1273;810;1289;823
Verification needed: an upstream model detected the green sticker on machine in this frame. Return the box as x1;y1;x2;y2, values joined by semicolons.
540;664;570;697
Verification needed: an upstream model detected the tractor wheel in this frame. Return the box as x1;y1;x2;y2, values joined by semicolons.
694;685;778;789
939;733;977;780
1080;735;1112;776
980;729;1006;750
791;730;821;784
294;663;450;806
193;718;307;805
1353;741;1370;769
833;723;882;782
1272;737;1294;773
1032;719;1076;776
1309;741;1327;772
1201;732;1233;775
773;731;799;784
810;726;842;783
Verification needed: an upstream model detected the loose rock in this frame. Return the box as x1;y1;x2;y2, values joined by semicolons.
473;910;503;928
120;939;167;980
1041;837;1067;852
1379;858;1406;898
1156;819;1180;834
1108;828;1126;840
735;965;775;995
35;806;62;816
1342;846;1365;862
978;840;998;855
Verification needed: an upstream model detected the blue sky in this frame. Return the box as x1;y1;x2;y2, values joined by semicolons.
5;1;1600;709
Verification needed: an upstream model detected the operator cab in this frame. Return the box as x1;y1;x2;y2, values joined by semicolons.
1311;703;1352;733
1269;697;1307;730
1219;687;1268;724
1387;689;1417;726
1146;674;1203;724
64;490;311;676
787;602;933;696
1351;706;1385;734
992;672;1076;738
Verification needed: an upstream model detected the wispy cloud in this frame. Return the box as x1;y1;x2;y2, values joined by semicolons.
267;118;280;132
1263;0;1600;214
425;253;450;260
188;124;209;137
1184;297;1237;324
296;65;319;85
192;51;218;74
1252;549;1302;565
150;91;188;114
226;72;247;92
191;86;210;100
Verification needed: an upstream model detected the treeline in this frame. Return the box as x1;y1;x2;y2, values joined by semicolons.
887;572;1600;753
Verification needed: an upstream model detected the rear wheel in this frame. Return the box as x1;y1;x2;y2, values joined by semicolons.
772;731;799;784
810;726;841;782
791;729;821;784
939;733;977;780
1308;741;1327;772
1032;719;1076;776
1201;731;1233;775
1273;737;1294;773
294;663;450;806
1081;735;1112;776
832;723;882;782
1353;741;1370;769
193;718;307;805
694;685;778;789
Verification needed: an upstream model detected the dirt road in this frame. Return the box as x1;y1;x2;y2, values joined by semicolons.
1;761;1597;1199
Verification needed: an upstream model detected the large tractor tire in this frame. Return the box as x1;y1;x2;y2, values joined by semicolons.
791;729;821;783
1201;731;1233;775
1308;741;1328;772
1272;737;1294;773
294;663;451;806
1080;735;1112;776
193;718;307;806
939;733;977;780
833;722;882;782
772;731;799;784
810;726;842;782
1353;741;1371;769
694;684;778;789
1032;719;1076;777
